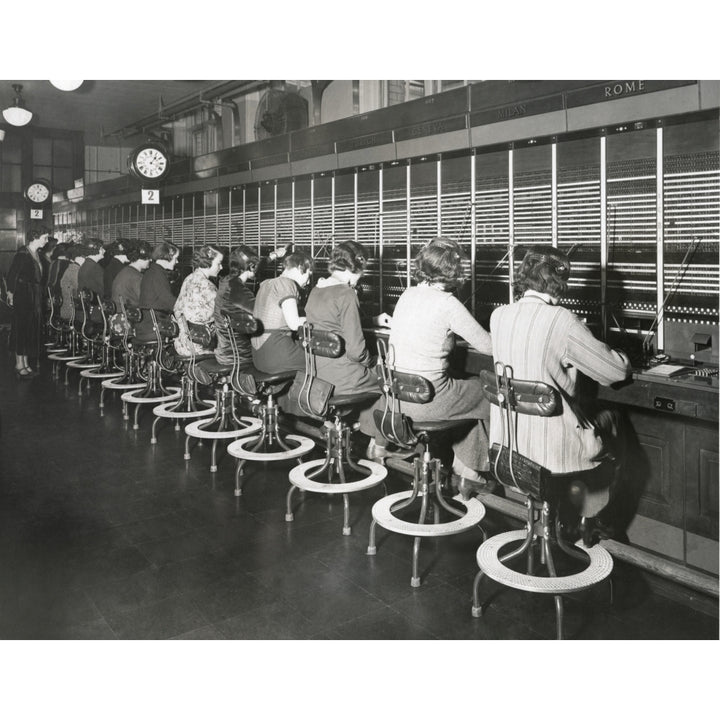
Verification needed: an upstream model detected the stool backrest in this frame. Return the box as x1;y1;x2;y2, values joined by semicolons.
374;337;433;448
47;287;64;331
221;309;259;396
176;313;216;382
291;323;342;419
301;324;344;359
481;361;558;496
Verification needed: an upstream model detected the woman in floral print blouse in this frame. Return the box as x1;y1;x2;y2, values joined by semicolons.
173;245;224;356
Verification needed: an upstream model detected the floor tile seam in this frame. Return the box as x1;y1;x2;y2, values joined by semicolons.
329;602;443;639
80;589;120;639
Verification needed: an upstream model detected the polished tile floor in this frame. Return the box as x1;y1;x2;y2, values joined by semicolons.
0;352;717;640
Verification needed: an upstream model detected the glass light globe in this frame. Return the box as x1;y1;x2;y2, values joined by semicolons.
2;106;33;126
50;80;84;91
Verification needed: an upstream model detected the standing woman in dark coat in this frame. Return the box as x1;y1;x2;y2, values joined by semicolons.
6;228;51;376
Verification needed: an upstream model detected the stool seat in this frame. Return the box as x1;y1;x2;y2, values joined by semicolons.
330;391;380;407
195;358;234;374
477;529;613;594
248;368;296;385
412;418;475;433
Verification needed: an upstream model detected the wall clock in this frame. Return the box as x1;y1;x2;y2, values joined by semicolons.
128;142;171;182
25;179;52;204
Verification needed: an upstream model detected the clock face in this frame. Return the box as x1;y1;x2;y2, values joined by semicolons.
26;181;50;204
134;147;169;179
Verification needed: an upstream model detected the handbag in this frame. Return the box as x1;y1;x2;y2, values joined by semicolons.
373;404;418;448
288;370;334;419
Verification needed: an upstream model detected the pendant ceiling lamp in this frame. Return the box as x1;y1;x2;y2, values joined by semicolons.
2;84;33;127
50;80;83;91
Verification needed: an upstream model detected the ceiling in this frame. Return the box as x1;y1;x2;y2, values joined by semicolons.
0;80;246;144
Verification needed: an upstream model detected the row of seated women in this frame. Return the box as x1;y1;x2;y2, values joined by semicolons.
145;237;630;530
35;231;630;531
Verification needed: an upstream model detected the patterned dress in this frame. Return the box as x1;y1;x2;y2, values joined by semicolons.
173;269;217;356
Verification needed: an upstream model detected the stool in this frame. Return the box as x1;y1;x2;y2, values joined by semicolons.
79;299;125;390
98;306;145;415
367;420;486;587
284;325;386;535
44;288;67;353
365;339;486;587
180;319;269;474
150;314;218;444
184;383;262;473
469;361;614;639
210;309;314;495
227;369;315;495
121;308;183;430
66;291;103;390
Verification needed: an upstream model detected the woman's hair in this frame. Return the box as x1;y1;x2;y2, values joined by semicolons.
44;237;58;255
127;240;152;263
104;239;127;258
283;250;313;273
26;226;50;244
69;244;90;261
51;243;70;261
191;245;222;270
152;241;180;262
227;245;260;277
513;246;571;300
328;241;367;275
84;238;104;255
413;237;468;290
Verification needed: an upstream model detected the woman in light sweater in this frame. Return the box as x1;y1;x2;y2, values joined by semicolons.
369;237;492;480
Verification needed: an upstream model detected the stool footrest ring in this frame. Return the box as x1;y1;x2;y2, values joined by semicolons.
227;434;314;462
184;416;262;439
476;529;613;594
371;489;485;537
289;459;387;494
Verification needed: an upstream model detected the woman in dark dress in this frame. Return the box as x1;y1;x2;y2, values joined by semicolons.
251;251;313;375
304;241;378;396
213;245;260;368
6;228;51;377
135;241;179;343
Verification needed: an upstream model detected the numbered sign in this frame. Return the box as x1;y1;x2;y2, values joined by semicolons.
30;208;44;219
141;189;160;205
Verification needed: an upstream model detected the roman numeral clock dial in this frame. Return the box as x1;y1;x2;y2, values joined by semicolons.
128;142;171;183
25;179;51;204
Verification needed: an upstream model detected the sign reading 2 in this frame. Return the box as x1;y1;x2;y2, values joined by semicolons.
142;189;160;205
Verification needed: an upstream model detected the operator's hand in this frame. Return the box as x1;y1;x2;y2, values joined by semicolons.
373;312;392;328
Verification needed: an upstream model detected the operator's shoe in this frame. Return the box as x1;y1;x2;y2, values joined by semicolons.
366;438;416;462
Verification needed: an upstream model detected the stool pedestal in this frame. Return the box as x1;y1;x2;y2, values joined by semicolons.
184;385;262;473
227;395;314;497
150;374;216;444
367;451;486;587
286;419;387;536
99;352;144;413
121;361;181;429
471;498;613;639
